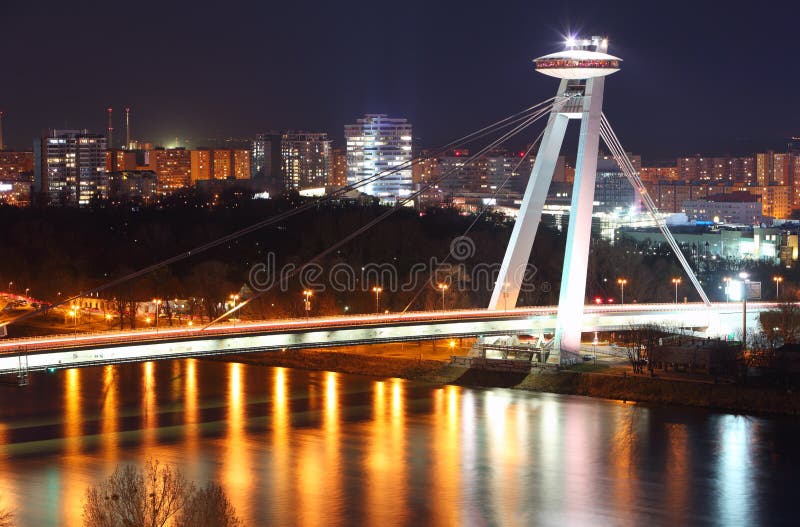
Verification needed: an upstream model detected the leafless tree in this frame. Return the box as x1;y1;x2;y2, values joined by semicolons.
83;460;243;527
626;323;670;375
760;301;800;346
175;482;242;527
82;459;191;527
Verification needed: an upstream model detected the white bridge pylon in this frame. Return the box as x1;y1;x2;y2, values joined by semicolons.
489;36;709;361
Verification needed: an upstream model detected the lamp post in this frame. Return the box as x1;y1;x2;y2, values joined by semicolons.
372;286;382;314
303;290;312;321
152;299;162;332
24;287;30;298
617;278;627;304
437;283;448;311
773;276;783;300
740;272;749;350
229;294;240;326
69;305;78;336
671;277;682;304
7;282;12;294
502;281;510;310
723;276;731;302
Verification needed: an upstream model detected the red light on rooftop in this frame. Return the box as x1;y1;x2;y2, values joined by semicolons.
519;151;525;157
594;297;603;304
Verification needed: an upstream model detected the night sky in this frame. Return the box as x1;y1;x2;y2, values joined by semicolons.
3;0;799;161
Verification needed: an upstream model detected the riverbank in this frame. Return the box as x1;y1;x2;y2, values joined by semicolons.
217;341;800;416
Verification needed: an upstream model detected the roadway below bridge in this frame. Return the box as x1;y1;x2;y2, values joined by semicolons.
0;302;778;375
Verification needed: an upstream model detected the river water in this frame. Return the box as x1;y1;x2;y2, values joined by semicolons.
0;359;797;526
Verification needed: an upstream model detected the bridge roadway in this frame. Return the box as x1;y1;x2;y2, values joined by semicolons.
0;302;776;374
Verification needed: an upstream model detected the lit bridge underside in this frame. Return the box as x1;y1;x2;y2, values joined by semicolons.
0;303;774;375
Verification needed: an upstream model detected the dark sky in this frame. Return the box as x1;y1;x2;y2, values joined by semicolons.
2;0;799;161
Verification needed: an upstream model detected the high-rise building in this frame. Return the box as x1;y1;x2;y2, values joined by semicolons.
252;133;281;180
232;149;250;180
757;185;791;219
345;114;413;202
756;152;776;186
106;149;138;172
678;155;713;181
593;156;640;212
773;153;792;186
280;132;331;191
149;148;191;194
329;147;348;187
34;129;107;206
190;149;212;182
189;149;250;183
411;150;439;186
437;149;479;196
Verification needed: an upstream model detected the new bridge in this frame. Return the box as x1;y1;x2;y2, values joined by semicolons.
0;302;773;375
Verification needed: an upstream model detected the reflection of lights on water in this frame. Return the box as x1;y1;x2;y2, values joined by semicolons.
717;415;752;525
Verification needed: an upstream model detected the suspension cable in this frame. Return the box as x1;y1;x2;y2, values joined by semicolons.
401;128;548;312
599;114;711;306
203;102;556;327
1;98;560;329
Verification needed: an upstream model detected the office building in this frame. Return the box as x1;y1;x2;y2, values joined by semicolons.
682;192;762;224
345;114;413;202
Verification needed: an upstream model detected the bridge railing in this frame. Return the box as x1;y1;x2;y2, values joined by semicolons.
0;302;779;354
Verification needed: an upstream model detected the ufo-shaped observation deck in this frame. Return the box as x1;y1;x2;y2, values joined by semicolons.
534;49;621;80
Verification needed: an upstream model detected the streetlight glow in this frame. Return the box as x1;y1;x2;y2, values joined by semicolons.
671;277;682;303
372;286;383;314
617;278;627;304
773;276;783;299
437;283;448;311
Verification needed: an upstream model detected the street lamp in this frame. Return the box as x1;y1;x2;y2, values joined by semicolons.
69;305;79;336
24;287;30;298
437;283;448;311
372;286;383;314
7;282;12;293
723;276;731;302
617;278;627;304
152;299;162;331
303;290;313;321
773;276;783;300
740;272;750;350
229;294;240;326
502;282;510;310
671;277;682;304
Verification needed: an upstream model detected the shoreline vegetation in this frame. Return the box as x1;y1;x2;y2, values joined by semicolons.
216;345;800;417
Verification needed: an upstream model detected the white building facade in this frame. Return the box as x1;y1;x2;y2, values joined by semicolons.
345;114;413;202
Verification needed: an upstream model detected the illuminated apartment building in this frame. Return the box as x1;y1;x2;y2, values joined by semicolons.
34;129;107;205
345;114;412;202
149;148;191;194
281;132;331;190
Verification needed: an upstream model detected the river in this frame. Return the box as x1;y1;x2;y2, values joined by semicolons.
0;359;797;526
